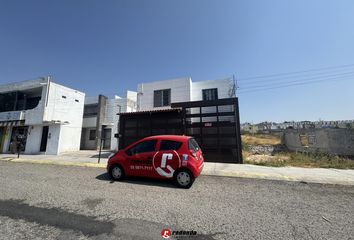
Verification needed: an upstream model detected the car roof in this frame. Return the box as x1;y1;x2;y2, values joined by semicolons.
142;135;192;142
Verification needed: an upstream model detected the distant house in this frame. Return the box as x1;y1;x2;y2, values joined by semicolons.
81;91;137;151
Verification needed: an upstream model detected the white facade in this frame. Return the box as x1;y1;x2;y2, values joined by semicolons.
81;91;137;151
0;77;85;155
137;77;234;111
137;77;191;111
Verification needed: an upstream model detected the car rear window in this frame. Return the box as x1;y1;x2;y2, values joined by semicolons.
188;138;200;152
160;140;183;151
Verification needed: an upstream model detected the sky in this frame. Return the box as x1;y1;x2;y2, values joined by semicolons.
0;0;354;123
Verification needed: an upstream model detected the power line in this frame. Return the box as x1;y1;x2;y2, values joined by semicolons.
237;63;354;82
239;68;354;85
237;75;353;94
239;71;354;90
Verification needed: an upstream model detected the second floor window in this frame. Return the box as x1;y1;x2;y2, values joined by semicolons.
202;88;218;101
84;104;98;117
154;89;171;107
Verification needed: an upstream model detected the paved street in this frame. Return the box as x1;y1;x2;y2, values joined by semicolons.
0;161;353;240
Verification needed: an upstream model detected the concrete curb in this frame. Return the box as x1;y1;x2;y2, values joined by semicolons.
201;169;354;185
201;169;298;182
202;163;354;186
1;157;354;186
0;158;106;169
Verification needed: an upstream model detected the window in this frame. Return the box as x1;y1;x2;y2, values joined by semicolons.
84;104;98;117
188;138;200;152
154;89;171;107
160;140;183;151
202;88;218;101
89;130;96;140
126;140;157;156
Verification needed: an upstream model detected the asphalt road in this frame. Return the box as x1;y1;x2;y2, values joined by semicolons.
0;161;353;240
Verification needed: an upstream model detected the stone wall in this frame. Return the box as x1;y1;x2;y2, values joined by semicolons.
283;128;354;156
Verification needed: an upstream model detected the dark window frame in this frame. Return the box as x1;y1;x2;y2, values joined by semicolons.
154;89;171;107
202;88;218;101
89;130;96;140
83;104;99;117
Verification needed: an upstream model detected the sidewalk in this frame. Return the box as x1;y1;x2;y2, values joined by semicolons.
1;152;354;186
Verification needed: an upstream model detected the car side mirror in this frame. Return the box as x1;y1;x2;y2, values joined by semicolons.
126;150;132;156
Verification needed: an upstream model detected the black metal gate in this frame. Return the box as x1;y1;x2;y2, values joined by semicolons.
117;98;242;163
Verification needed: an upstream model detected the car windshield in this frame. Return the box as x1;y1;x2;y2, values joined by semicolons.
188;138;200;152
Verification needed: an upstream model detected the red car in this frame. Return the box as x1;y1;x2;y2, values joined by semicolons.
107;135;204;188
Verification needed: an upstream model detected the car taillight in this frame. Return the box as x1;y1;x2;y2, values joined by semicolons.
189;150;196;157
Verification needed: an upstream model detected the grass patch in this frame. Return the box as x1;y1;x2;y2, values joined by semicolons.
244;152;354;169
242;134;281;146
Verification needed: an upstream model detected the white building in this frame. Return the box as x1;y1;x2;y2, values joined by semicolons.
0;77;85;155
81;91;137;151
137;77;235;111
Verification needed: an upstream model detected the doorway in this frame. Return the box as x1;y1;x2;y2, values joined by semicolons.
103;128;111;150
40;126;49;152
8;126;28;153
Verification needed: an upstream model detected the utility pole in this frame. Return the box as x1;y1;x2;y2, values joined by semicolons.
233;74;239;96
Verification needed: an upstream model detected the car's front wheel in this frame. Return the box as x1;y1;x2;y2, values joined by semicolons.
174;169;195;188
109;165;125;181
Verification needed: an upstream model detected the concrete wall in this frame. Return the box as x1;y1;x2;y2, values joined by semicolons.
25;125;42;154
283;128;354;156
81;92;137;151
24;85;47;125
191;78;234;119
82;116;97;128
0;78;85;155
44;83;85;154
104;97;121;151
46;125;61;155
0;78;47;93
44;82;85;124
137;77;233;111
58;125;82;153
138;77;192;111
106;94;137;151
84;96;99;105
81;127;96;150
191;78;232;101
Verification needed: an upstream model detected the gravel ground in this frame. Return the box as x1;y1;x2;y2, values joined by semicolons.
0;161;353;240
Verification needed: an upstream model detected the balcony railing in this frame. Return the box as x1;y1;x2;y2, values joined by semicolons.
0;111;25;122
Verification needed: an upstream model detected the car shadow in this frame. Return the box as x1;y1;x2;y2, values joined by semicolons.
95;172;179;189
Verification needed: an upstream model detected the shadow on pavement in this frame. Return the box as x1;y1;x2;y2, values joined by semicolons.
89;152;112;158
96;172;179;189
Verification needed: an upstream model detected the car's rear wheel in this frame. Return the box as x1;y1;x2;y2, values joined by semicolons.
109;165;125;181
174;169;194;188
